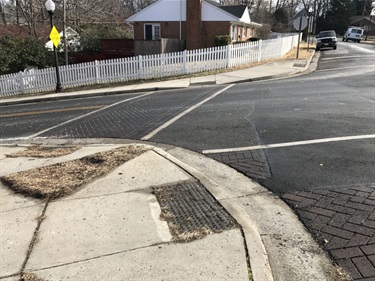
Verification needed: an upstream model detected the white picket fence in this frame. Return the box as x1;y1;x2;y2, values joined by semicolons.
0;34;299;97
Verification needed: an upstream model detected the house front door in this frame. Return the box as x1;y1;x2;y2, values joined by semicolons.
145;25;153;40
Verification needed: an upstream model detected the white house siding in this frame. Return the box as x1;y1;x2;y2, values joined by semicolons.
127;0;186;21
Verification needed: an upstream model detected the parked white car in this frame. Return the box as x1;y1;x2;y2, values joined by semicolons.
343;27;364;43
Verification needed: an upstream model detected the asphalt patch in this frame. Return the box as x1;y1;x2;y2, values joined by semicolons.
153;181;238;242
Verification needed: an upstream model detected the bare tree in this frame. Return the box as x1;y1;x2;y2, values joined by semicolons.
122;0;156;17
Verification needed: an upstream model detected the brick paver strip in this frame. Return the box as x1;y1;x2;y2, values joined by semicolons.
337;259;362;279
308;206;336;217
331;247;364;259
349;210;372;224
282;184;375;280
368;255;375;267
346;234;371;248
329;213;351;228
325;237;349;250
362;245;375;256
364;220;375;229
311;215;331;231
322;225;354;240
352;256;375;278
365;199;375;206
343;223;375;237
298;210;317;220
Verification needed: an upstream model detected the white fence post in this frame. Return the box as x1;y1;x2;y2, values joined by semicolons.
138;55;143;79
183;50;187;74
226;44;231;68
258;40;263;62
18;71;25;93
280;37;284;57
95;60;100;84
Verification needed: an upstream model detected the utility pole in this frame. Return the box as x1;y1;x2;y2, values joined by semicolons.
360;0;369;28
365;8;374;41
16;0;19;25
63;0;68;65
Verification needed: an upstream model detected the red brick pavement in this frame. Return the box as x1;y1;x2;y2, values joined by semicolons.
282;184;375;280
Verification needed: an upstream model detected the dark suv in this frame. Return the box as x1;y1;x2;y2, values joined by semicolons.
316;30;337;50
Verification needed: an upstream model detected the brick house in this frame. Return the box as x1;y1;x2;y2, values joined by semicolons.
350;16;375;36
126;0;261;50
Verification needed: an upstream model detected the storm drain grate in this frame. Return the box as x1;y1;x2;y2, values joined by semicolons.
153;181;238;242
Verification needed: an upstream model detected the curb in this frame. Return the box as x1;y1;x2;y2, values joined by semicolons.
0;87;184;106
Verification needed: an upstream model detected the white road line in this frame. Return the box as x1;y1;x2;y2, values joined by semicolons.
26;92;155;139
316;65;375;73
343;44;375;53
202;134;375;154
141;84;234;140
321;54;375;61
0;136;30;142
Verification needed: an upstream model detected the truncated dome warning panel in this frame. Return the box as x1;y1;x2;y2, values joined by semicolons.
153;181;238;242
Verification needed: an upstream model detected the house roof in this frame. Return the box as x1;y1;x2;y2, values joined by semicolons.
204;0;247;18
126;0;258;26
350;16;375;25
220;5;247;18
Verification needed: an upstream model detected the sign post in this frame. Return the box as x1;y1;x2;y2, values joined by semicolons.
293;16;308;59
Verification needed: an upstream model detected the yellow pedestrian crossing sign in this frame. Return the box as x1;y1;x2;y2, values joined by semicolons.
49;26;60;48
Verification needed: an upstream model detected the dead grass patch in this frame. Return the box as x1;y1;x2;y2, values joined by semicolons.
1;145;148;199
6;146;81;158
326;265;352;281
166;219;213;243
283;41;315;60
20;273;43;281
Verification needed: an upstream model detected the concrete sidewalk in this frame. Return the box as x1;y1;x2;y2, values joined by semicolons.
0;56;318;107
0;141;345;281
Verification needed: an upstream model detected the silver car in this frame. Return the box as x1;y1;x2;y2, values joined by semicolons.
316;30;337;50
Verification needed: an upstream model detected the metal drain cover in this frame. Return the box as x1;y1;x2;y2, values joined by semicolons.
153;181;238;242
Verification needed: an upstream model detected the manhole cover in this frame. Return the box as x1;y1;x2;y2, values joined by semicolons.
153;181;238;242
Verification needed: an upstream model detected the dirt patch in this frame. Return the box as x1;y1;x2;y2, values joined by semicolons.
325;265;352;281
0;145;148;199
6;146;81;158
283;41;315;60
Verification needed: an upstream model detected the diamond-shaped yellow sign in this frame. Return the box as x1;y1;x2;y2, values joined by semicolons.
49;26;60;48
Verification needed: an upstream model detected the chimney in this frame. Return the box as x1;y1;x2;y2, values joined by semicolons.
186;0;203;50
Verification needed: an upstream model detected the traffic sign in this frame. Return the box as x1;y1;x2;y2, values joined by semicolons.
49;26;61;48
293;17;308;31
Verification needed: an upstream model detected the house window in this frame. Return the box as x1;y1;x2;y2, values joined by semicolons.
144;24;161;40
231;25;237;41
